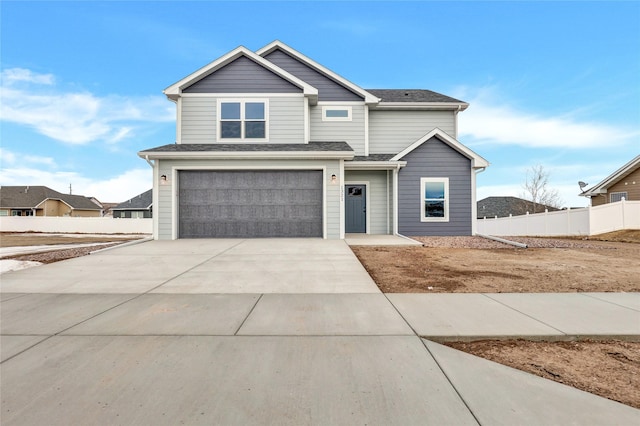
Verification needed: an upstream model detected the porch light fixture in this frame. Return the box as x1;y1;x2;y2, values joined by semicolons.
330;174;338;185
160;174;168;185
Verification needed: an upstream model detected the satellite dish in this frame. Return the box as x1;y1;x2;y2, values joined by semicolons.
578;181;588;191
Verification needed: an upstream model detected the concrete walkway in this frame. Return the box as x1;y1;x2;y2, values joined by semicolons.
1;239;639;425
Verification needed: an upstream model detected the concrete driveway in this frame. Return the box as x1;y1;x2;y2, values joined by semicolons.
2;239;638;425
0;239;380;294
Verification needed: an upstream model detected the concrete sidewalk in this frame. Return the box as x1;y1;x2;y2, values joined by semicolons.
1;239;639;424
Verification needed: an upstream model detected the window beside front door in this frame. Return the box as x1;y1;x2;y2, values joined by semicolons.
421;178;449;222
218;99;268;141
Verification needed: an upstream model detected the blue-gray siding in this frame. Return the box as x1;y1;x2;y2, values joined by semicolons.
183;56;302;93
397;136;472;236
264;49;363;101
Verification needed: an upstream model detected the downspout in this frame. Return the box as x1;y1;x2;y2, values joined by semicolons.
392;163;400;236
144;155;159;240
453;104;462;138
472;166;487;235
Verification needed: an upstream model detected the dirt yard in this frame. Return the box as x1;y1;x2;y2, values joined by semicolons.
352;230;640;409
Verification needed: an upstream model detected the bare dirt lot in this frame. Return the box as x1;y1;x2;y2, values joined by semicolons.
352;230;640;409
446;339;640;409
0;233;143;264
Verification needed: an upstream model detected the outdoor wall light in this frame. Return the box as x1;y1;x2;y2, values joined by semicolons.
160;174;168;185
330;174;338;185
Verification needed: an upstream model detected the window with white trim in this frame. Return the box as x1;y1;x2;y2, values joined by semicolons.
420;178;449;222
218;100;268;140
610;192;627;203
322;106;352;121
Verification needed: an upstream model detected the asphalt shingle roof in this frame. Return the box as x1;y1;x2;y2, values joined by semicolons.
140;141;353;153
351;154;396;162
114;189;153;210
366;89;465;104
477;196;560;218
0;186;101;210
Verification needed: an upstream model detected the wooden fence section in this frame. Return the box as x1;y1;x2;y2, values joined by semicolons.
477;199;640;237
0;217;152;235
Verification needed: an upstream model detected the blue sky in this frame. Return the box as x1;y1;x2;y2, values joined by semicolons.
1;1;639;207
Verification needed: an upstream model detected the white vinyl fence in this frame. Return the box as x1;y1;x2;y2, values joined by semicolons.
0;216;152;235
477;199;640;237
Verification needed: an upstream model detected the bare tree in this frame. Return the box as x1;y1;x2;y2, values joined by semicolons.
520;164;563;213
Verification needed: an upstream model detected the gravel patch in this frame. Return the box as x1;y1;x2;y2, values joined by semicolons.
412;236;609;249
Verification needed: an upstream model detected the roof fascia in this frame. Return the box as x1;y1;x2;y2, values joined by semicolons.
371;102;469;111
256;40;380;105
344;161;407;170
138;150;354;161
34;198;75;210
390;128;490;168
164;46;318;102
582;154;640;195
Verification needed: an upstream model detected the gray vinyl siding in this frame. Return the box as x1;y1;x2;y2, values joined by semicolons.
369;110;456;154
180;96;305;144
155;159;341;240
263;49;363;102
310;104;366;155
344;170;391;234
183;56;301;93
397;136;472;236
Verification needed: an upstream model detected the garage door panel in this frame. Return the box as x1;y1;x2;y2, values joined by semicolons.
179;170;323;238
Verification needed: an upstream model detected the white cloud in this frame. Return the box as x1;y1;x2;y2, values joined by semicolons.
456;86;636;149
1;68;55;85
0;148;56;168
0;68;174;145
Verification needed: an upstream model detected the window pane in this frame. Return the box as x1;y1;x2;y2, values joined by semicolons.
325;109;349;118
221;102;241;119
245;121;265;138
221;121;241;138
245;102;265;119
425;201;445;217
425;182;445;199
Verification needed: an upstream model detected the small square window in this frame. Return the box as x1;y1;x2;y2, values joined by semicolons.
218;100;268;141
610;192;627;203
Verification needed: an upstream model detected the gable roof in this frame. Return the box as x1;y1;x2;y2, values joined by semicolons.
256;40;380;104
477;196;561;218
390;128;489;168
580;154;640;196
163;46;318;103
114;189;153;211
0;186;102;211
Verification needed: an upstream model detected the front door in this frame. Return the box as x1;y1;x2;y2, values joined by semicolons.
345;185;366;233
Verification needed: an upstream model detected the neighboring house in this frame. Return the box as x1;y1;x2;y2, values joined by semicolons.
0;186;102;217
112;189;153;218
580;155;640;206
139;41;488;240
477;196;561;218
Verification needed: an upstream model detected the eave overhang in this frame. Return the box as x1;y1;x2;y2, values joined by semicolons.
370;102;469;111
139;151;354;160
344;161;407;170
580;154;640;197
163;46;319;104
391;128;489;169
256;40;380;105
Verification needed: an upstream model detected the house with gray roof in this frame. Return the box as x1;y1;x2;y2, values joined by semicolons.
112;189;153;218
139;41;489;239
477;196;561;219
579;155;640;206
0;186;102;217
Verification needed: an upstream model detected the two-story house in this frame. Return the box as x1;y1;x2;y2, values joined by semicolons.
139;41;488;240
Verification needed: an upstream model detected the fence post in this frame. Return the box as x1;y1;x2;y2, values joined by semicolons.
621;197;626;229
567;207;571;235
525;211;529;236
544;209;548;236
588;204;592;236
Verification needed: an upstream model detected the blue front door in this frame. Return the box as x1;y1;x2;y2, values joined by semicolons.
345;185;366;233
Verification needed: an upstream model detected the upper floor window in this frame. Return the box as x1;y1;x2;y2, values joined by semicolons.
421;178;449;222
322;106;351;121
218;99;268;141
